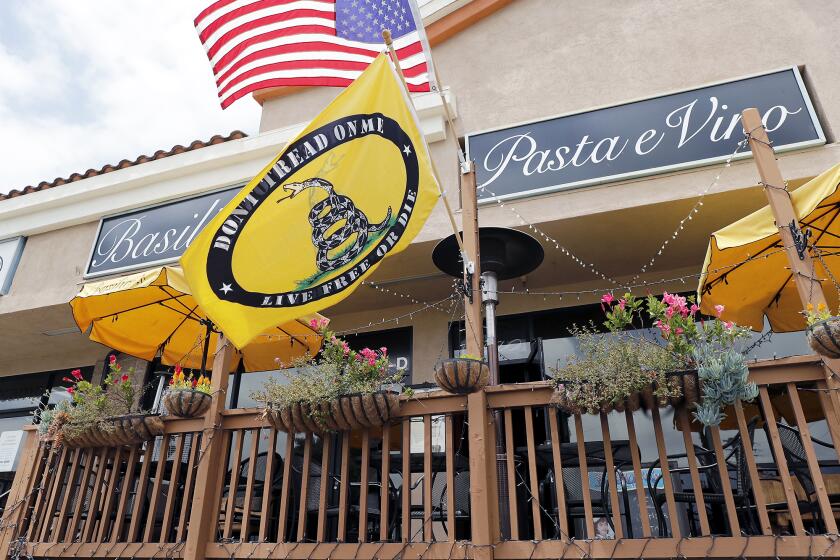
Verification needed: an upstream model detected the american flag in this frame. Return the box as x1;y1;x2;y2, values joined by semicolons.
195;0;437;108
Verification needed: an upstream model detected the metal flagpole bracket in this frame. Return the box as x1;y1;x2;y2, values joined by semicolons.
459;257;476;304
789;220;812;261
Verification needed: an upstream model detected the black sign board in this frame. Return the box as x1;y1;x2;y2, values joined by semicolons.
344;326;413;384
466;67;824;202
85;186;240;278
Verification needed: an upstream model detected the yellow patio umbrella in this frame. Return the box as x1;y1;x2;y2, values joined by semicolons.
70;266;325;372
698;163;840;332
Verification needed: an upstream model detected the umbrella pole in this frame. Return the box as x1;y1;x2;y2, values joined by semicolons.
742;108;840;405
199;321;213;377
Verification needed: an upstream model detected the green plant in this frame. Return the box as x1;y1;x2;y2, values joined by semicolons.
805;302;833;326
168;364;211;394
552;292;754;417
691;331;757;427
551;324;684;414
252;319;407;420
34;399;71;441
61;357;147;440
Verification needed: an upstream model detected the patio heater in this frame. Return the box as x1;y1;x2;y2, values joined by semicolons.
432;227;544;378
433;226;544;538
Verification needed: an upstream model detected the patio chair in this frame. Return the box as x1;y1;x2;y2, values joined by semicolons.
218;451;283;541
774;423;840;532
405;469;471;541
647;417;761;537
539;461;630;540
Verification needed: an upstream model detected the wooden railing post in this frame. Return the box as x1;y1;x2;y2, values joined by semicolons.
461;164;499;556
0;428;40;558
183;335;236;560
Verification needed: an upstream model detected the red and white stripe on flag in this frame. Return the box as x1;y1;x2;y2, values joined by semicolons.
195;0;437;108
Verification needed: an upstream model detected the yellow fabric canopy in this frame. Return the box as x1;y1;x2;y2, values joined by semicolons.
70;266;325;372
698;162;840;332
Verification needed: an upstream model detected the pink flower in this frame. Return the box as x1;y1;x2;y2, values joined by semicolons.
601;293;615;305
367;357;376;367
618;299;626;310
342;342;350;356
725;321;734;330
690;304;700;315
675;327;684;335
379;347;387;355
665;306;675;318
109;355;117;365
714;304;725;318
655;320;671;336
662;292;675;306
309;318;319;329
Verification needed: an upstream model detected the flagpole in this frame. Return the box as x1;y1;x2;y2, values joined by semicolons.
382;30;467;259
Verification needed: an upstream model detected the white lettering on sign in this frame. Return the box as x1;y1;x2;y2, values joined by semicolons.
480;99;802;188
466;68;823;202
86;187;240;278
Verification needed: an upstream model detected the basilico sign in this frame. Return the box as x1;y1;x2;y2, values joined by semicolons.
181;55;439;348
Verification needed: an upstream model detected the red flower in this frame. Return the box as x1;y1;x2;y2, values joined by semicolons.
62;376;73;383
169;377;175;385
109;355;117;365
121;374;129;382
174;364;182;375
67;387;75;395
71;369;83;380
192;378;198;387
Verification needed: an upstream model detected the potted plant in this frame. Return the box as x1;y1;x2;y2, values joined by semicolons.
550;324;683;414
434;353;489;394
551;292;757;425
162;365;212;418
35;399;71;444
253;319;408;433
805;302;840;359
59;357;162;448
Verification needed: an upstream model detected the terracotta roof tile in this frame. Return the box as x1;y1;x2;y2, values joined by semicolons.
0;130;247;202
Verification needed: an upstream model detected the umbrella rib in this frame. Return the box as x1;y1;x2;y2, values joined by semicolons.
157;286;205;322
96;294;185;320
767;272;793;309
703;239;784;293
157;304;202;358
708;203;840;295
157;301;204;323
274;326;307;347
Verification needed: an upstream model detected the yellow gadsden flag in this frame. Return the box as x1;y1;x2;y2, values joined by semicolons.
181;54;439;348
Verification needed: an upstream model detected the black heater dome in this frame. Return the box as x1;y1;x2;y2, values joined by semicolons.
432;227;544;280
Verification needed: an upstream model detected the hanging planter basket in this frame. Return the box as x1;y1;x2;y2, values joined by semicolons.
550;382;671;415
666;370;701;409
61;413;164;448
434;358;490;394
163;389;212;418
263;391;401;434
806;317;840;359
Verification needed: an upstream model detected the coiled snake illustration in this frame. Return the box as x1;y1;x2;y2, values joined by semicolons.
283;178;392;272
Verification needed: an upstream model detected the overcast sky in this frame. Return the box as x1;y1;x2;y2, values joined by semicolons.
0;1;261;195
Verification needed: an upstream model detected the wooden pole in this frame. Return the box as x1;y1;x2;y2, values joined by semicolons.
384;28;496;550
741;107;840;387
183;335;237;560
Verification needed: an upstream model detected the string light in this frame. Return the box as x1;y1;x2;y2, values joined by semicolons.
476;184;621;286
335;293;459;336
629;137;748;284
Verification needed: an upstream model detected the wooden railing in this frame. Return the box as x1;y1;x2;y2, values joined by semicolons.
3;356;840;559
